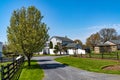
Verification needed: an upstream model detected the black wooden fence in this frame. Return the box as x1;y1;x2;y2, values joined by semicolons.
75;52;120;60
1;56;24;80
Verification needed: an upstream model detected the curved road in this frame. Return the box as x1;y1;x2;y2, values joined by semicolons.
33;56;120;80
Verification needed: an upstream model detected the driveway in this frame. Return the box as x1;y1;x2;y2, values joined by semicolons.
32;56;120;80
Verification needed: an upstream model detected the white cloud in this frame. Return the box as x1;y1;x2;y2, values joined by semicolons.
81;24;120;44
87;24;120;33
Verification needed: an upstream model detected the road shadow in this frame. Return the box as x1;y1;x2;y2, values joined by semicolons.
40;63;68;69
38;60;52;62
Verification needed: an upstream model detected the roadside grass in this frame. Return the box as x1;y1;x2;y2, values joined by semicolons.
19;60;44;80
55;56;120;74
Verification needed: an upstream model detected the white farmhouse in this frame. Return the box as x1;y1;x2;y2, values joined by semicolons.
50;36;73;48
0;42;3;57
43;36;85;55
43;36;73;54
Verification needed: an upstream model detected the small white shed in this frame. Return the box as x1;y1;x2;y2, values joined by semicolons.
67;49;85;55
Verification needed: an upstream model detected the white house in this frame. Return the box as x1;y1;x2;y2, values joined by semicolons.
50;36;73;48
0;42;3;57
43;36;73;54
43;36;85;55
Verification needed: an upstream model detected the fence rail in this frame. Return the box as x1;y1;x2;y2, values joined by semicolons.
1;56;24;80
75;52;120;60
0;57;15;63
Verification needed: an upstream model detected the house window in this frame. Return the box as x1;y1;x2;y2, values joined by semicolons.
112;46;116;48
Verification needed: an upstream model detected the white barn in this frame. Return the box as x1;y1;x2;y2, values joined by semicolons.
66;43;86;55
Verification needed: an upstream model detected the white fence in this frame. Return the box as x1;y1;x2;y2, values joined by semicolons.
67;49;85;55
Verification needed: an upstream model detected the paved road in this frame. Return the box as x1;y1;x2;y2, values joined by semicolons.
32;56;120;80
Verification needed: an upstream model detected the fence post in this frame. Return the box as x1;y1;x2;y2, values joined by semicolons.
15;60;17;72
1;65;4;80
89;53;91;58
0;57;3;63
101;53;104;59
7;64;10;79
80;53;82;57
117;52;119;60
13;61;15;74
13;55;15;62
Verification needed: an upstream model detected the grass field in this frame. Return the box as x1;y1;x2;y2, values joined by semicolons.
19;60;44;80
55;56;120;74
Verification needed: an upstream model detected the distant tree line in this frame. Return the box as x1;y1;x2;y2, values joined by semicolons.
86;28;119;50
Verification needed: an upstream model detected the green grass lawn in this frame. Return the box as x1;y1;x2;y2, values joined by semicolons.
19;60;44;80
55;56;120;74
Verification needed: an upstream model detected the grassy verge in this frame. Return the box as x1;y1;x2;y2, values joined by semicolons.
55;56;120;74
19;60;44;80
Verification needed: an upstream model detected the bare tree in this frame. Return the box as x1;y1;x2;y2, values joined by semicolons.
99;28;117;42
116;35;120;40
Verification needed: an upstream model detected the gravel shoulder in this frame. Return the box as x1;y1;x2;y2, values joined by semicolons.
32;56;120;80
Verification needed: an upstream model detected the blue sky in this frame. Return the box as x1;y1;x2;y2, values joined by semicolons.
1;0;120;44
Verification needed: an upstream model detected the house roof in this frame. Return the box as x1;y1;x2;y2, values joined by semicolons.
109;40;120;44
96;40;118;47
97;44;110;46
66;43;82;49
52;36;73;42
96;42;107;46
110;40;120;49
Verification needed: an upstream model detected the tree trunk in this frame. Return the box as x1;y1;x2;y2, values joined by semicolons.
60;50;61;55
27;55;31;66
